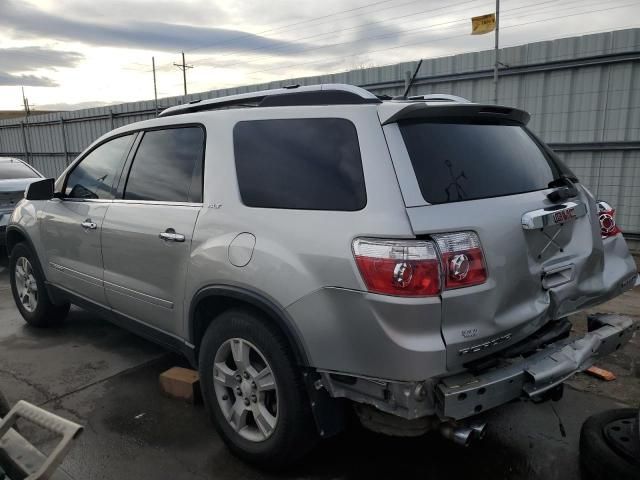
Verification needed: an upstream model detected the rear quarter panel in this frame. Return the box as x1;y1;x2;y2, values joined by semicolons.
183;106;422;368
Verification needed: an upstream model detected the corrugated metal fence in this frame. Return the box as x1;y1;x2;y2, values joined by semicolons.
1;28;639;237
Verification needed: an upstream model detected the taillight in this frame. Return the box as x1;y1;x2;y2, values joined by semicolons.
352;238;441;296
597;201;621;238
352;231;487;297
431;232;487;289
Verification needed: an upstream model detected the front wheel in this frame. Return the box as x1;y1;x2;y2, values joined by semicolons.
9;242;70;327
199;308;317;468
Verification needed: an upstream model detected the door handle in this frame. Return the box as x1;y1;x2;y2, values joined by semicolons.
81;220;97;230
159;228;185;242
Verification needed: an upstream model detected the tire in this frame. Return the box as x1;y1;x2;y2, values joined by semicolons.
580;408;640;480
199;308;318;469
9;242;70;327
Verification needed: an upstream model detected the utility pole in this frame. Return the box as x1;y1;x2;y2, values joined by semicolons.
21;87;31;163
493;0;500;104
173;51;193;97
152;56;158;116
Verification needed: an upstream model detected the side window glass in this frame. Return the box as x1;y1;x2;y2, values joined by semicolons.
124;127;204;203
233;118;366;211
65;134;134;199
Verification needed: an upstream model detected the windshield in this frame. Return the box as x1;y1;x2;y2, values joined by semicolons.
399;120;575;204
0;161;40;180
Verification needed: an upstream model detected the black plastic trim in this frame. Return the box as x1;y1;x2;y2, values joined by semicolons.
160;89;380;117
5;225;66;306
47;283;194;360
188;285;309;366
383;103;530;126
258;90;380;107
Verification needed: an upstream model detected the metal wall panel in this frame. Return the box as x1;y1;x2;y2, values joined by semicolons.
1;28;639;236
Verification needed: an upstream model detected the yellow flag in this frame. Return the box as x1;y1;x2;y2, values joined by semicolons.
471;13;496;35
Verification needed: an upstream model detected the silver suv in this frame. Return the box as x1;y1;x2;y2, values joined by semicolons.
7;84;638;467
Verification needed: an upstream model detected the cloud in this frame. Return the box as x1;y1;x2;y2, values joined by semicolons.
0;71;57;87
0;47;84;73
0;0;309;55
69;0;228;27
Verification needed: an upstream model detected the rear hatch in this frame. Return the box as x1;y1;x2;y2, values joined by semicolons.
382;103;616;371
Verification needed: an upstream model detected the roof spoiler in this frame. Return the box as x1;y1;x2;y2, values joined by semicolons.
381;103;530;126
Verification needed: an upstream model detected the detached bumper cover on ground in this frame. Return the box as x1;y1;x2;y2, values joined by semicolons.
437;313;637;420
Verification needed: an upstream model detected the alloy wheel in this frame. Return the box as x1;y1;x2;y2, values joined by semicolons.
14;257;38;313
213;338;279;442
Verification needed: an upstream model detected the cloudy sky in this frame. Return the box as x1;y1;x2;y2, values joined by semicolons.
0;0;638;110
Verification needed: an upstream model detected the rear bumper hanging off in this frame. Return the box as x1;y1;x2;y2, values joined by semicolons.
436;313;636;420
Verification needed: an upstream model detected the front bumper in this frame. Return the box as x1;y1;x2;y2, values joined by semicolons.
436;313;637;420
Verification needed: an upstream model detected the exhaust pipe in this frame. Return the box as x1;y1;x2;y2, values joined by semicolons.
439;421;487;447
439;423;475;447
469;422;487;441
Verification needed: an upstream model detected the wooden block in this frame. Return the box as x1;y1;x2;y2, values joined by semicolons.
159;367;201;403
585;366;617;381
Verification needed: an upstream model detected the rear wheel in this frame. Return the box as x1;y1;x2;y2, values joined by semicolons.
199;308;317;468
9;242;69;327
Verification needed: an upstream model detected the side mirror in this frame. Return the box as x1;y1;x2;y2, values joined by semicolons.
25;178;55;201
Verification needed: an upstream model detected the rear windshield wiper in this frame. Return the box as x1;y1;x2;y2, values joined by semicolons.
547;175;578;202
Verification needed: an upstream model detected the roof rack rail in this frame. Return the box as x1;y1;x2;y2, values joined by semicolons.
406;94;471;103
159;84;381;117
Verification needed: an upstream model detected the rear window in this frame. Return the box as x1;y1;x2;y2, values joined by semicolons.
399;121;571;204
233;118;366;211
0;161;39;180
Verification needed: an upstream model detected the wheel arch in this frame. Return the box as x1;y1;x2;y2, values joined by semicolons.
189;285;310;367
6;225;31;256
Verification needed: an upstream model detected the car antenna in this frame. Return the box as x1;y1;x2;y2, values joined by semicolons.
402;59;423;99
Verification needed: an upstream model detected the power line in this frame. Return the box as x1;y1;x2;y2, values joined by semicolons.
190;0;592;75
177;0;590;73
147;0;469;73
242;2;638;78
144;0;571;81
184;0;421;55
187;0;487;66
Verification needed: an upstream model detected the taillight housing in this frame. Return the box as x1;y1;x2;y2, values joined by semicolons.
352;238;441;296
352;231;487;297
597;201;622;238
432;231;487;289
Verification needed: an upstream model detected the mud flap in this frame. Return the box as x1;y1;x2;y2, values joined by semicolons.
302;370;348;439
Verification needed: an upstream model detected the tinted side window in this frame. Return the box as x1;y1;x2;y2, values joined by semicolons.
234;118;366;211
124;127;204;202
66;134;134;199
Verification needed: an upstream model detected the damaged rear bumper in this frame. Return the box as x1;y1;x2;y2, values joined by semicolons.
436;313;637;420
